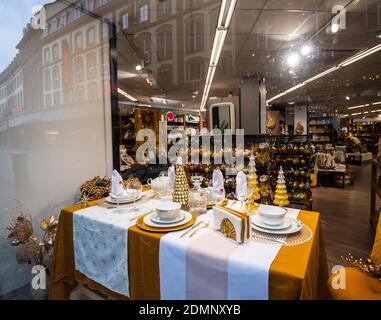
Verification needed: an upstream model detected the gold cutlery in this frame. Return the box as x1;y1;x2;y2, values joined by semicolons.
180;221;204;238
189;221;210;238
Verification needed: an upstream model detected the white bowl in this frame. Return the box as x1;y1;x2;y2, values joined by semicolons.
156;201;181;221
258;205;286;226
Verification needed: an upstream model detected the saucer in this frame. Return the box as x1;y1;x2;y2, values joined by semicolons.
150;211;185;225
143;210;192;228
252;215;292;230
106;193;142;204
251;217;302;235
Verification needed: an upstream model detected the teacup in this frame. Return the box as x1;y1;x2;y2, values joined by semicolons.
156;201;181;221
258;205;286;226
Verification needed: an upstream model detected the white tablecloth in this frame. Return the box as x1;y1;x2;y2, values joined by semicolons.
73;192;158;297
159;204;300;300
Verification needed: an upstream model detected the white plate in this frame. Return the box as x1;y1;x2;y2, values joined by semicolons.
144;210;192;228
105;193;142;204
252;215;292;230
251;218;302;235
150;211;185;225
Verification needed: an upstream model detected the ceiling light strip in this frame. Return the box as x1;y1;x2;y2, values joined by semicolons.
200;0;237;110
267;42;381;103
117;88;138;102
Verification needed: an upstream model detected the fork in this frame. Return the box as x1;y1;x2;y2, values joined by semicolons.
189;221;210;238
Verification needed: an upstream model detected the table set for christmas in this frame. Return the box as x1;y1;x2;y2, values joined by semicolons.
49;155;329;300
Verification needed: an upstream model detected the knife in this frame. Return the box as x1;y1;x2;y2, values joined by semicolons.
180;220;204;238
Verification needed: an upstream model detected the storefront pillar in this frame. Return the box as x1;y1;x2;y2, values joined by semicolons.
239;75;267;134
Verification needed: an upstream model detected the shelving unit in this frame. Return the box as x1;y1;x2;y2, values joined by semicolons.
167;113;201;143
308;107;337;150
270;143;313;210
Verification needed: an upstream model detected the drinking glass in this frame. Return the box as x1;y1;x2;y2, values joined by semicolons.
128;180;143;211
236;190;248;212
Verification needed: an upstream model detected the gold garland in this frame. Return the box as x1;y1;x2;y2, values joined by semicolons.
341;253;381;280
80;176;111;201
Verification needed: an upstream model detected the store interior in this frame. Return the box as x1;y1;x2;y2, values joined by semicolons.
1;0;381;300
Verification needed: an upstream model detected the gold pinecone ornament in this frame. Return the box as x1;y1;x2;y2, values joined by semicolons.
173;157;189;206
273;166;289;208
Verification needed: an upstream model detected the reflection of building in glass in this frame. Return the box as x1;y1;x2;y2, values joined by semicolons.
0;0;236;119
0;55;24;118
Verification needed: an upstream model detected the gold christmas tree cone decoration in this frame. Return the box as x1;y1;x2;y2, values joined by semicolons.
273;166;289;208
172;157;189;206
246;153;261;211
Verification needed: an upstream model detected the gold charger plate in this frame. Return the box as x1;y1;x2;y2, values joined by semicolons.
136;212;196;233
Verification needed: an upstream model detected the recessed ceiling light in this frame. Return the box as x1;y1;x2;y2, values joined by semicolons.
331;23;339;33
135;64;143;71
377;31;381;39
346;96;350;100
301;45;311;56
286;53;300;67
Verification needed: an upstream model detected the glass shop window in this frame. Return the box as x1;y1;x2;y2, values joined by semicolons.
158;64;173;89
74;57;84;82
157;25;173;61
139;3;149;23
44;48;51;65
87;0;95;11
76;86;85;102
75;32;83;50
158;0;171;16
137;33;151;63
88;83;97;99
45;93;52;108
53;91;61;106
87;52;97;79
186;16;204;52
52;44;59;61
87;27;95;45
52;66;60;89
186;59;204;82
121;12;129;29
44;69;51;91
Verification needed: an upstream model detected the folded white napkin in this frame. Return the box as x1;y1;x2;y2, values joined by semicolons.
236;171;247;199
168;166;175;189
212;169;224;196
111;170;125;197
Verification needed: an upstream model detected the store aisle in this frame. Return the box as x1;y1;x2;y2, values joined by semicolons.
313;164;374;270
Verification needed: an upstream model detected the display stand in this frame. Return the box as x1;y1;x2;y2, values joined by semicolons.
317;167;346;188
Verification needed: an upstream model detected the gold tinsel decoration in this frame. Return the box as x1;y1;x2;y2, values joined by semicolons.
123;177;140;188
6;200;58;267
6;203;33;244
220;218;237;240
80;176;111;201
172;161;189;206
341;253;381;281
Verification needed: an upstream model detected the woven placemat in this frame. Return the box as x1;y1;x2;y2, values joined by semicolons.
284;224;313;246
252;224;313;246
